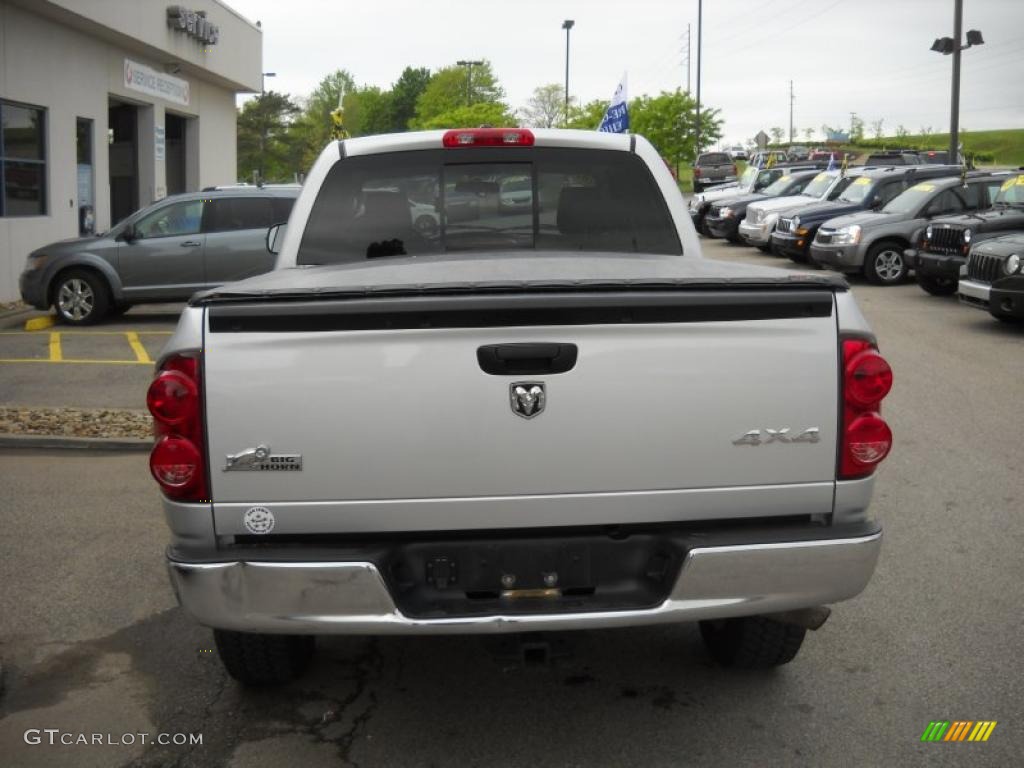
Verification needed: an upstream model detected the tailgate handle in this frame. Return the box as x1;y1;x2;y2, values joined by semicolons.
477;343;578;375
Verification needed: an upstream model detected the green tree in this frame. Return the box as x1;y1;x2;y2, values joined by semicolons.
564;99;609;130
411;62;506;128
803;127;815;142
236;91;300;182
769;126;784;145
343;85;394;137
871;118;885;139
281;70;357;174
629;89;723;167
415;102;516;130
389;66;432;131
850;113;865;142
522;84;569;128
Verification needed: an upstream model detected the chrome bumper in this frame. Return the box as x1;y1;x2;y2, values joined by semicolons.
958;278;990;309
167;531;882;634
737;220;769;244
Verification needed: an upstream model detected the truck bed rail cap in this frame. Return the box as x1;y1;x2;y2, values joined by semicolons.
191;252;847;305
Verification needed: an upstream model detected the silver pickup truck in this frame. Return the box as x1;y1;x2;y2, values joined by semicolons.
150;129;893;685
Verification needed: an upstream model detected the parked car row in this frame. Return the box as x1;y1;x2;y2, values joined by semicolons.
691;162;1024;325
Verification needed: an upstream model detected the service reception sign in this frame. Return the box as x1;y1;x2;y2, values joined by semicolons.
124;59;191;106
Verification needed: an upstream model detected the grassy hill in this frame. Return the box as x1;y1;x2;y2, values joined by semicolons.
852;128;1024;166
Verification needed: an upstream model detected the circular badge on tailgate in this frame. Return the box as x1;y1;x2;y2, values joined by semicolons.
243;506;275;535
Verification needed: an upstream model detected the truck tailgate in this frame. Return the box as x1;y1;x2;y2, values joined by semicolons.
203;291;839;534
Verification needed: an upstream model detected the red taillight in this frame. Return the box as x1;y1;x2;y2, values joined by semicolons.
147;371;198;426
844;349;893;408
150;436;203;491
694;167;702;177
148;353;207;501
442;128;534;147
840;338;893;479
732;163;738;175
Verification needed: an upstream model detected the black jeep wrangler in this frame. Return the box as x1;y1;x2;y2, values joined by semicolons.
909;172;1024;295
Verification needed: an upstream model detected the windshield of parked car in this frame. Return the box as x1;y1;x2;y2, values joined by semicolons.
994;175;1024;205
800;172;835;198
762;174;802;196
297;148;682;264
738;166;758;187
882;182;942;214
837;176;877;203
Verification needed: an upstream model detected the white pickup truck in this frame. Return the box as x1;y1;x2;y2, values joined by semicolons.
150;128;893;685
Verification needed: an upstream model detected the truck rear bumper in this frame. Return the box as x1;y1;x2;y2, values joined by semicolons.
167;524;882;634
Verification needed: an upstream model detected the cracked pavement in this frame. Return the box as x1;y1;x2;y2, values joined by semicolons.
0;239;1022;766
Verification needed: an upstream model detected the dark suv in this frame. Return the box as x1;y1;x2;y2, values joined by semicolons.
20;186;299;325
703;169;820;242
770;165;961;263
909;172;1024;295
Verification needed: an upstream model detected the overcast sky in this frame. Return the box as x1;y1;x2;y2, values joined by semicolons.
231;0;1023;145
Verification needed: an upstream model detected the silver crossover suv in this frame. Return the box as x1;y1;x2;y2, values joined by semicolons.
19;186;299;325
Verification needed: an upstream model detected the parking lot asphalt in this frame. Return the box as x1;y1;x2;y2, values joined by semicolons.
0;241;1022;767
0;305;180;409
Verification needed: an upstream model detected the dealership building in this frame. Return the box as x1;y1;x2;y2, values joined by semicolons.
0;0;262;301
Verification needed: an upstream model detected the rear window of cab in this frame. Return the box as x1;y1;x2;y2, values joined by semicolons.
297;148;682;264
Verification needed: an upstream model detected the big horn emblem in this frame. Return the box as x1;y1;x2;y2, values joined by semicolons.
510;382;546;419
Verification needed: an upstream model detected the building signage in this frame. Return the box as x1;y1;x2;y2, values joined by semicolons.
155;125;166;161
124;59;191;106
166;6;220;45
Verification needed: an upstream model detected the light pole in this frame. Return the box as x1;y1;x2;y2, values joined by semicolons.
456;60;484;106
695;0;702;157
930;0;984;162
258;72;277;183
562;20;575;123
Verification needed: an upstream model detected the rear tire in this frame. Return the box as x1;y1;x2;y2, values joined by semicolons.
864;241;908;285
213;630;315;686
916;274;957;296
699;615;806;669
52;269;110;326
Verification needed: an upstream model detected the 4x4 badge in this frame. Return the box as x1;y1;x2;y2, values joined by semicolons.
224;444;302;471
510;382;546;419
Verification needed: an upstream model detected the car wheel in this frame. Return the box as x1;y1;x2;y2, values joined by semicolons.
53;269;110;325
213;630;315;686
699;615;806;669
916;274;957;296
757;244;772;253
414;215;438;238
109;303;133;317
788;250;809;264
864;242;908;285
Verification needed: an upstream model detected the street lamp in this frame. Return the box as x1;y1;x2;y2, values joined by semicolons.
261;71;276;95
930;0;984;162
562;20;575;123
456;60;484;105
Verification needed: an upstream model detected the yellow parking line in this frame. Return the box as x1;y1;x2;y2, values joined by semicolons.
0;330;173;336
0;358;151;365
24;315;55;331
126;332;152;364
49;332;63;362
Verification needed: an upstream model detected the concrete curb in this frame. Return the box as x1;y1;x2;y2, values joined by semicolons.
0;433;151;452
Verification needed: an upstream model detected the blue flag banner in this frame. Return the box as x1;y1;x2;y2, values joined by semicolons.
598;74;629;133
826;153;836;171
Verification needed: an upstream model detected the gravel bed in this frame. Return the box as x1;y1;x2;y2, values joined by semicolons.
0;407;152;439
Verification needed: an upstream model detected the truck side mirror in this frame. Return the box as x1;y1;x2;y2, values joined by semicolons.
266;222;287;255
117;224;137;242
